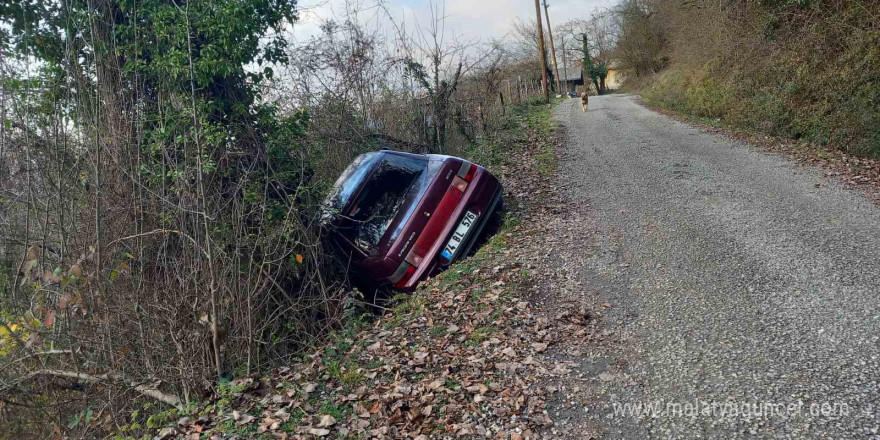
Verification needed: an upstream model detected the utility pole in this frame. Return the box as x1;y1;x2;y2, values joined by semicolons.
542;0;562;96
561;35;567;94
534;0;550;103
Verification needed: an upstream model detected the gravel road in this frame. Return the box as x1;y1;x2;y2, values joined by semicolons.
546;94;880;439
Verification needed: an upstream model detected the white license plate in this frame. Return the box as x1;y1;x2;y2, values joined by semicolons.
441;211;478;263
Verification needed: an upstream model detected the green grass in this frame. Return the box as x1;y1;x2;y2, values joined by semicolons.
315;315;373;388
318;401;352;420
467;287;486;302
444;379;462;390
214;419;266;437
364;358;384;369
384;293;426;329
430;324;448;338
340;369;365;385
466;325;498;346
464;97;559;170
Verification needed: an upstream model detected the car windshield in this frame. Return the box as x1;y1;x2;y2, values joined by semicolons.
339;154;429;254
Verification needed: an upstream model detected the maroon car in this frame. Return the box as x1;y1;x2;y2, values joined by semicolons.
322;148;503;291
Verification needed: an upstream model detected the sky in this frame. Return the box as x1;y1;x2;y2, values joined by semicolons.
290;0;611;46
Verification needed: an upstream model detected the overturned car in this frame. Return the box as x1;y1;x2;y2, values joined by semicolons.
322;144;503;291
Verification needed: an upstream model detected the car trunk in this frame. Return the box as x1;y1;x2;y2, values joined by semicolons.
383;158;465;265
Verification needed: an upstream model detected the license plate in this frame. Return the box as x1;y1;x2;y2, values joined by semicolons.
441;211;478;263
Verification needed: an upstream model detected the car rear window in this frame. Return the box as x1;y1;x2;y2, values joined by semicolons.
341;154;429;254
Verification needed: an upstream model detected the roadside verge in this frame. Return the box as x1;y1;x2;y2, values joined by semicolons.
144;99;595;440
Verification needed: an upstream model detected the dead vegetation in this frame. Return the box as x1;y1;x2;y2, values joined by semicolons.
0;1;562;437
142;99;593;440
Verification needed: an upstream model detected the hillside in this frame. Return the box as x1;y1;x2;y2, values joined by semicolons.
615;0;880;156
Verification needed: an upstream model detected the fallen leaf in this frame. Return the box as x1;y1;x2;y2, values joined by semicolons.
258;417;279;432
43;309;56;327
273;409;291;422
317;414;336;427
307;427;330;436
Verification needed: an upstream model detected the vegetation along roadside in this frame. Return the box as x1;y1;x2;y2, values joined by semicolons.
0;0;583;434
133;98;571;440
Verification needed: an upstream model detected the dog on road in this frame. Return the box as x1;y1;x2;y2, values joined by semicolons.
580;91;589;112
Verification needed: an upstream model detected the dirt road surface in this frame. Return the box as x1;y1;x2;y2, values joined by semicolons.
537;95;880;439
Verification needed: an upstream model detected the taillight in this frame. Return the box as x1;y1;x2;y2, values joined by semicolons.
393;263;416;289
452;176;468;192
464;164;477;182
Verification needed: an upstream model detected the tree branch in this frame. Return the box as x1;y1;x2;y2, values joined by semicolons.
8;369;182;409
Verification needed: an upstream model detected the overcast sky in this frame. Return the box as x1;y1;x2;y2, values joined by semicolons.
290;0;612;44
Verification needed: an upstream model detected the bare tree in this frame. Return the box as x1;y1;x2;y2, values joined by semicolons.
388;0;487;152
612;0;667;77
558;12;619;94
